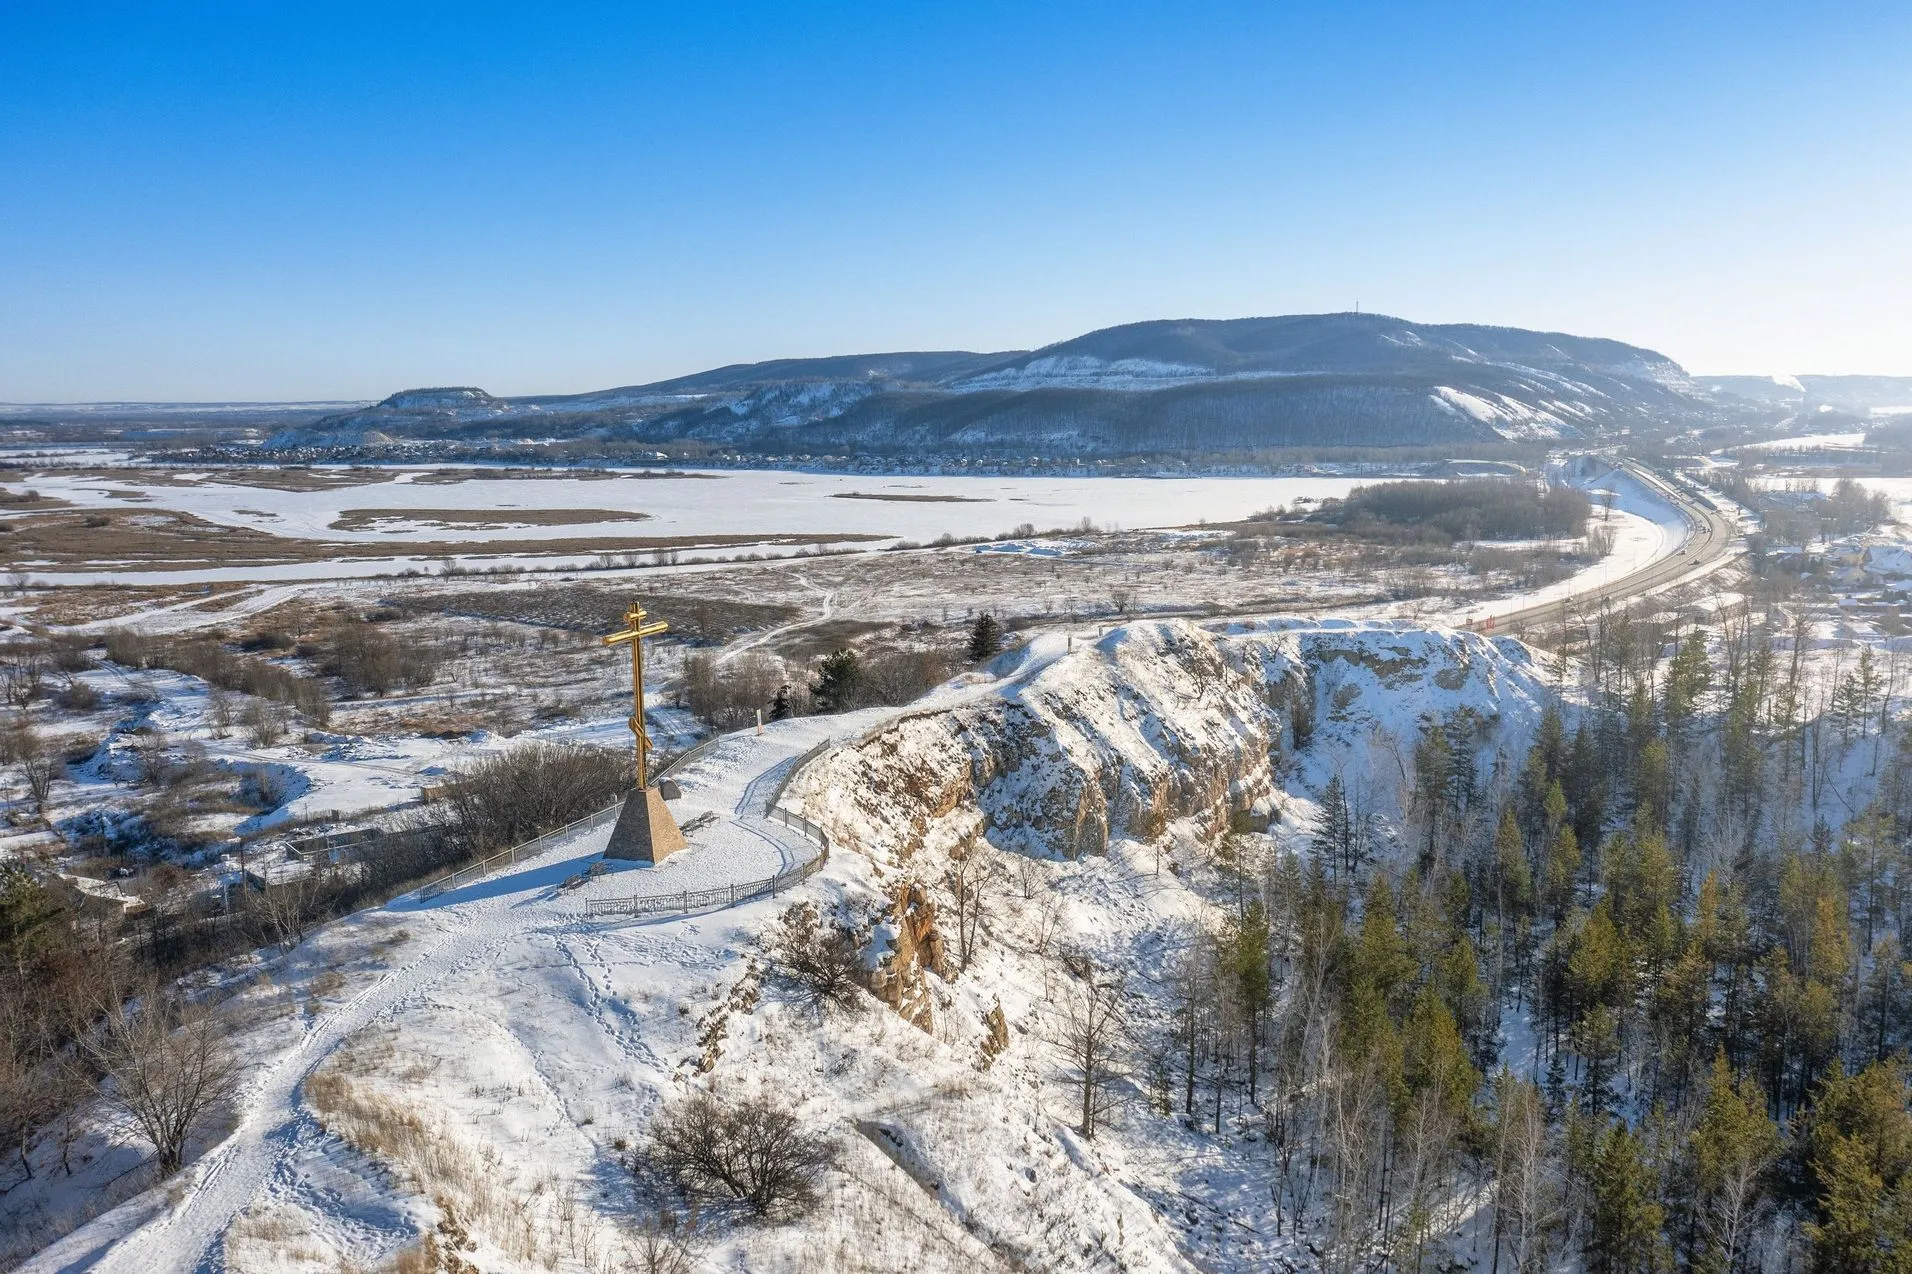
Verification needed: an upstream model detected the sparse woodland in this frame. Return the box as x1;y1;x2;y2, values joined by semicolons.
1129;603;1912;1273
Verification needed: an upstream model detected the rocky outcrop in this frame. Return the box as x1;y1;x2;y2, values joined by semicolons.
865;882;951;1032
793;619;1551;868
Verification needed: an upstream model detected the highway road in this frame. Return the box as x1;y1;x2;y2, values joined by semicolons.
1463;460;1742;638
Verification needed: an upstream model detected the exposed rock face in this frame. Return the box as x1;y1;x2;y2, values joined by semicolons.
794;619;1551;868
866;882;951;1032
980;1000;1011;1069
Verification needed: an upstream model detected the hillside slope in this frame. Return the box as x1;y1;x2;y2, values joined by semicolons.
294;313;1738;457
12;620;1554;1274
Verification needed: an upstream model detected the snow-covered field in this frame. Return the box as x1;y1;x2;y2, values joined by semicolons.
0;455;1753;1272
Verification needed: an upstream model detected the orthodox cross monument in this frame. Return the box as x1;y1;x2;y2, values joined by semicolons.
602;601;686;862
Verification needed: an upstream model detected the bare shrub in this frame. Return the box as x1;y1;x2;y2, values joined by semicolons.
56;678;100;711
646;1090;837;1217
20;736;61;812
242;698;288;747
103;628;150;668
81;983;236;1175
626;1210;704;1274
858;648;952;708
105;630;330;724
681;651;783;729
1;646;46;707
326;617;442;697
766;902;863;1009
435;742;628;856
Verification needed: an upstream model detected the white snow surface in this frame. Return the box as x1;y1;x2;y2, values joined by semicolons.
18;620;1561;1274
8;467;1386;584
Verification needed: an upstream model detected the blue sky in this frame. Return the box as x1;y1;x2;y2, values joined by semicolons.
2;2;1908;400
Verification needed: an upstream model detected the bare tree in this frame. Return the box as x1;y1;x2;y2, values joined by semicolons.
0;1034;60;1186
0;648;45;708
646;1090;836;1217
1493;1073;1562;1274
625;1210;703;1274
1053;955;1128;1138
17;731;60;813
82;984;236;1176
206;687;235;737
250;865;327;953
943;850;987;972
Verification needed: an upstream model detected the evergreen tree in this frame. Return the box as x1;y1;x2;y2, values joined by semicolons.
1664;630;1712;738
1312;774;1354;876
966;611;1001;662
1544;824;1581;924
1587;1122;1670;1274
1689;1052;1780;1274
808;648;863;713
768;682;793;721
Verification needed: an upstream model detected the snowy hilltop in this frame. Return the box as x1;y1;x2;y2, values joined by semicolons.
9;619;1558;1274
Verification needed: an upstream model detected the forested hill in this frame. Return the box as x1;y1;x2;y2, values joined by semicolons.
289;313;1747;458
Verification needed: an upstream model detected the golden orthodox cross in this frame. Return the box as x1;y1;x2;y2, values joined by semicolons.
603;602;669;787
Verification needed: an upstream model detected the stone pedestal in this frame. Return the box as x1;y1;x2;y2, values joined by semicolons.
604;787;687;863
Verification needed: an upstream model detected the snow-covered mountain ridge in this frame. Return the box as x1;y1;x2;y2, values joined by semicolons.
290;313;1744;456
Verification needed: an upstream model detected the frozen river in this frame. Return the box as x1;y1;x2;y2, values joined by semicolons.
14;465;1382;542
8;465;1395;583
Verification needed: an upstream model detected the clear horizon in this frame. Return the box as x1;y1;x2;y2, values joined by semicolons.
4;2;1909;401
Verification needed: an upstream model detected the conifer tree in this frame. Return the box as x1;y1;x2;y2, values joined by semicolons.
1689;1052;1779;1274
808;648;862;713
1586;1122;1669;1274
966;611;1001;662
1312;775;1355;877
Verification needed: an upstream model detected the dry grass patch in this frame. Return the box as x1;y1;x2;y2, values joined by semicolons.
305;1054;638;1273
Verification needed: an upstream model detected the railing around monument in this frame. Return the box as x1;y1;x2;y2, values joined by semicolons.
583;810;829;919
583;741;838;921
416;801;624;899
415;730;839;905
413;734;732;899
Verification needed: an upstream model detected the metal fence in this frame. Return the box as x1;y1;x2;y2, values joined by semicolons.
584;741;838;922
582;817;829;919
765;739;832;815
654;732;724;783
417;800;624;899
416;728;840;917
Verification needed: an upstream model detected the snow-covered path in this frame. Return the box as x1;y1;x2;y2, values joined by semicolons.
27;719;842;1274
66;848;585;1274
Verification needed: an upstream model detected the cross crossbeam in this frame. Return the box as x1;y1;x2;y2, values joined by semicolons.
603;602;668;787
